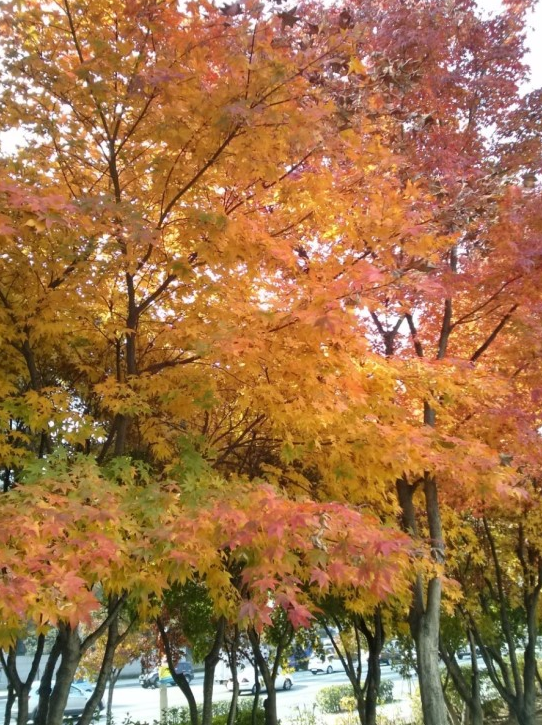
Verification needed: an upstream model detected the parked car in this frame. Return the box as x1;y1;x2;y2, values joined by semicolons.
379;644;401;666
308;655;337;674
139;668;159;689
226;668;293;695
158;661;194;685
24;681;104;722
72;680;95;693
288;646;312;671
457;646;481;660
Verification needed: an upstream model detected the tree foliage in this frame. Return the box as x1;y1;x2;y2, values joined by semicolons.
0;0;541;724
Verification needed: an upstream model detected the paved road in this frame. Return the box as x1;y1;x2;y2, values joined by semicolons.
107;667;416;722
1;667;417;723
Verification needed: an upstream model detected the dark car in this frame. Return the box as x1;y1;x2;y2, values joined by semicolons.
159;661;194;685
288;646;312;671
379;644;401;666
174;662;194;682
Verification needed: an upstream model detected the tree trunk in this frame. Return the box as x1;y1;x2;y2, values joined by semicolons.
157;617;199;725
2;636;44;725
262;696;278;725
226;627;241;725
248;628;277;725
4;685;15;725
106;672;118;725
1;647;24;725
466;700;485;725
33;637;61;725
358;611;385;725
397;476;449;725
201;618;225;725
363;649;380;725
79;618;119;725
516;584;540;725
46;627;81;725
227;686;240;725
440;637;484;725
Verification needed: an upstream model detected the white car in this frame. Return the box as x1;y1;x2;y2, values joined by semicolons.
309;654;338;674
226;668;294;695
22;681;104;721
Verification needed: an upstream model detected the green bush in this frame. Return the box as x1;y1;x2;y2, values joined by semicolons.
339;696;357;713
316;680;394;714
377;679;394;705
211;699;265;725
121;700;265;725
441;664;502;722
316;685;355;713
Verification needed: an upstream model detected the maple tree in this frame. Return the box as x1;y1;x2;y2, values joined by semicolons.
0;455;177;725
264;1;542;722
440;486;542;725
78;620;146;725
156;480;411;725
1;1;542;725
0;458;410;725
0;5;413;725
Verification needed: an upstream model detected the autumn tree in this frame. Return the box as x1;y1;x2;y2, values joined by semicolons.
78;618;146;725
0;455;175;725
260;1;542;723
2;3;542;725
155;480;411;725
441;482;542;725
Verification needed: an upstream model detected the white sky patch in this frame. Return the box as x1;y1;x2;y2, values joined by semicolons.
1;1;540;155
477;0;542;91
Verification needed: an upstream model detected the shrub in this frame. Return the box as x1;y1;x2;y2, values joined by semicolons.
378;679;394;704
316;679;395;714
211;699;265;725
316;685;355;713
287;705;319;725
339;696;357;712
120;700;265;725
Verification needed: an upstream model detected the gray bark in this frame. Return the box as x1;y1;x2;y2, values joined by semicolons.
248;628;278;725
46;627;81;725
396;476;449;725
201;618;225;725
157;617;199;725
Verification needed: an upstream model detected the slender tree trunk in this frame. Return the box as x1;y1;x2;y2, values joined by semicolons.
79;618;120;725
440;633;484;725
477;522;541;725
201;618;225;725
1;647;24;725
356;611;385;725
363;649;380;725
442;687;461;725
226;627;240;725
33;637;61;725
46;627;81;725
4;685;15;725
251;663;262;725
157;617;199;725
106;672;119;724
397;476;449;725
248;628;277;725
1;631;45;725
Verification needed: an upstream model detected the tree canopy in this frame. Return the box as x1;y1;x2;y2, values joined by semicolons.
0;1;541;724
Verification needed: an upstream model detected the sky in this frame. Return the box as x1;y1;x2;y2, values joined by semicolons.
477;0;542;91
0;0;540;156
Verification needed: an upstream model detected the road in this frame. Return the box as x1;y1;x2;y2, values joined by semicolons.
1;666;417;723
107;666;416;722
